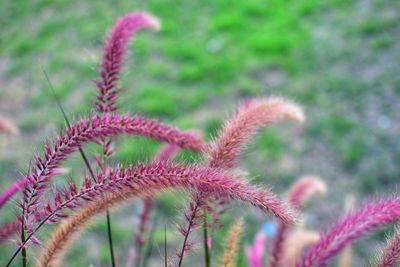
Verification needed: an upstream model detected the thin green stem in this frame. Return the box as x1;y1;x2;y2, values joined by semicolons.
21;227;27;267
107;210;116;267
21;203;27;267
103;147;116;267
45;70;116;267
203;213;210;267
164;224;167;267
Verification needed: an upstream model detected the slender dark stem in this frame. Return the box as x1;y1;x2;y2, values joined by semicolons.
177;201;199;267
20;164;31;267
44;70;97;180
21;226;27;267
102;151;116;267
164;224;167;267
45;70;116;267
21;205;27;267
203;213;210;267
78;147;97;178
6;212;51;267
107;210;116;267
6;158;92;267
7;72;112;267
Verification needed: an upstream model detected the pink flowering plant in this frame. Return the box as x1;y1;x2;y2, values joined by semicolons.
0;11;399;267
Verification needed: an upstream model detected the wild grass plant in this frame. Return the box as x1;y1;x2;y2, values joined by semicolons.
0;11;399;267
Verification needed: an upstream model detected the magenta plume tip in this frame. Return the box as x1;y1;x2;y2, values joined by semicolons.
298;198;400;267
95;12;160;113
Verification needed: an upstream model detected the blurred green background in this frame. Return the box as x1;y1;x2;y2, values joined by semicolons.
0;0;399;266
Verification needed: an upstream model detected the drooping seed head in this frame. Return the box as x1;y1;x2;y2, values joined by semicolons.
374;225;400;267
95;12;160;113
298;197;400;267
206;97;304;169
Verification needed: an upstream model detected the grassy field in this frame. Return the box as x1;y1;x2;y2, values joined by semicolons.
0;0;399;266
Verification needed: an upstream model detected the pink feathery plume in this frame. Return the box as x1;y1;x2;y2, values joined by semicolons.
177;98;303;262
17;162;296;254
337;195;356;267
283;229;319;266
375;226;400;267
0;116;19;135
0;169;67;211
95;12;160;113
298;198;400;267
0;219;20;243
286;176;326;209
270;176;326;267
93;162;297;224
135;197;154;248
155;143;180;162
0;113;204;214
245;232;267;267
36;162;296;267
206;97;304;169
0;178;29;209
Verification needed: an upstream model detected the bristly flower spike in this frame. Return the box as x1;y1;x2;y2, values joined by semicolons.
94;12;160;266
245;231;267;267
0;113;204;214
219;218;244;267
36;162;295;267
298;197;400;267
337;195;356;267
206;97;304;169
0;179;29;210
177;97;303;264
270;176;326;267
0;219;20;244
6;161;294;267
95;12;160;113
286;176;327;209
374;225;400;267
282;228;319;266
